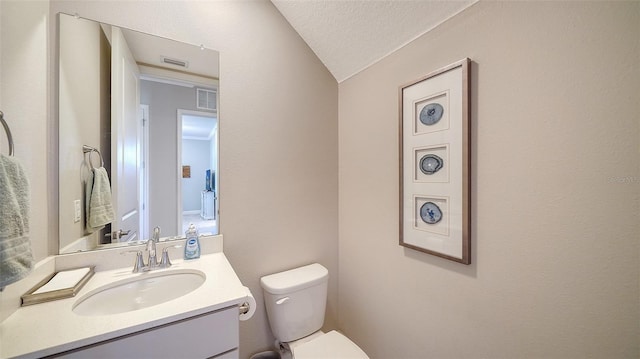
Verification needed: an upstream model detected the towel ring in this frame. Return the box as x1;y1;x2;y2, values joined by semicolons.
0;111;15;156
83;145;104;169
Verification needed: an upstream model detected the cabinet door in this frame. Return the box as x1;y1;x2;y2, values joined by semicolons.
54;307;238;358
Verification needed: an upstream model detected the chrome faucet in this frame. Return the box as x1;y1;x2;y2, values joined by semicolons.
145;226;161;270
129;226;173;272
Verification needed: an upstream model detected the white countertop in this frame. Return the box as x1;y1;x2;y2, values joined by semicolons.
0;252;249;359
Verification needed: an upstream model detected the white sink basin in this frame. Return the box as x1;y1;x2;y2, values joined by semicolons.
73;269;206;316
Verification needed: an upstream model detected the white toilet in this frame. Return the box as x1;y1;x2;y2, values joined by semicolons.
260;263;369;359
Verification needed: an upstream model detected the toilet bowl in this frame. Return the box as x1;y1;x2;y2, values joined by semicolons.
285;330;368;359
260;263;369;359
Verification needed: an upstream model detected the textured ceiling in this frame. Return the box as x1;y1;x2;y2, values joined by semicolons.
271;0;477;82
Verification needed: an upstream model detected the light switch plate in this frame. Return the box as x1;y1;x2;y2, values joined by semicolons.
74;200;81;223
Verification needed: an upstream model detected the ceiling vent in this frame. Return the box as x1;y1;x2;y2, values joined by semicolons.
197;88;217;111
161;56;188;68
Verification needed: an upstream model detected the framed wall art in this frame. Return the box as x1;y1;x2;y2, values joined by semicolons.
399;58;471;264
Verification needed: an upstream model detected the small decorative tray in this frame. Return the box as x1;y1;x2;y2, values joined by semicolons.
21;266;95;306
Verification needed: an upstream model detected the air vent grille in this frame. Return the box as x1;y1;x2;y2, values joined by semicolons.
161;56;188;68
197;88;217;111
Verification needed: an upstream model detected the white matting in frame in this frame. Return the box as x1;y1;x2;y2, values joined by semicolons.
399;58;471;264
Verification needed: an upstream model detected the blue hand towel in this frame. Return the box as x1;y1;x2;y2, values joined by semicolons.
0;154;33;290
86;167;114;231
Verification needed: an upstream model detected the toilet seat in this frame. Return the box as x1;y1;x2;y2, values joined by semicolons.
292;330;369;359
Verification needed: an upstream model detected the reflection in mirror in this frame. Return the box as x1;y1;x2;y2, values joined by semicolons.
58;13;220;254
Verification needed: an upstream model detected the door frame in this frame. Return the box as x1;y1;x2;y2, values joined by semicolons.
176;109;217;234
140;104;150;240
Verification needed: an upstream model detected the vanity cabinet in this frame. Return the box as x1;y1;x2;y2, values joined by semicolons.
51;306;239;358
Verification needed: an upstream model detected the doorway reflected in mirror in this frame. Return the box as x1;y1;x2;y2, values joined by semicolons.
179;110;218;237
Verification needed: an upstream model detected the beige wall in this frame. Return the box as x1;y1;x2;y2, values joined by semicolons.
58;15;110;252
0;0;50;262
2;0;338;357
338;1;639;358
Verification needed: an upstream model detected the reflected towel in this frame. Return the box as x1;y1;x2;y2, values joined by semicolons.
84;169;100;233
86;167;114;232
0;154;33;290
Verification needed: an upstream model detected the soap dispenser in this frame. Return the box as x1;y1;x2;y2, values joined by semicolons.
184;223;201;260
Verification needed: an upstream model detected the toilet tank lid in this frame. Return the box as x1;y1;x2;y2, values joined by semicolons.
260;263;328;295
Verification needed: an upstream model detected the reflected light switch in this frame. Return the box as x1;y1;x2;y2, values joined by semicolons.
74;200;81;223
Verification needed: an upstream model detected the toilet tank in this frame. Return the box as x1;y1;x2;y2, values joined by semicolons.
260;263;328;343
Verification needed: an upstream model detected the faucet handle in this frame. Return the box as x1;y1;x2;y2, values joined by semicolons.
121;250;146;273
133;251;146;272
158;245;181;269
159;248;172;268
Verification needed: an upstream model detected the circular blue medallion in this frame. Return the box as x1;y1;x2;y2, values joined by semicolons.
420;202;443;224
419;103;443;126
419;154;443;175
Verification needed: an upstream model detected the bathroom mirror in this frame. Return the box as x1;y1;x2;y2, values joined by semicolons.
58;13;220;253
